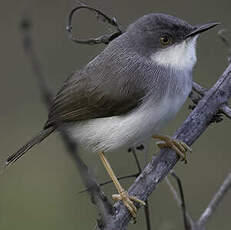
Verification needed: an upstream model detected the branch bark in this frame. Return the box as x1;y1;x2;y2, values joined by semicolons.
102;63;231;229
192;82;231;119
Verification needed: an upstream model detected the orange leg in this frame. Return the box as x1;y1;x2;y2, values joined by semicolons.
98;151;145;220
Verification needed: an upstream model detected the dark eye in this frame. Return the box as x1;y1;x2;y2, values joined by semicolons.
160;34;172;46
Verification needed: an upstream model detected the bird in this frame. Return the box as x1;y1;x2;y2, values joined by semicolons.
6;13;219;219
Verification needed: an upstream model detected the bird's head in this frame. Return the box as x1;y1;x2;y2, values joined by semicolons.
126;13;219;71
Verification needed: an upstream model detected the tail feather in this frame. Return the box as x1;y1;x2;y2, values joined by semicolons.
6;126;55;166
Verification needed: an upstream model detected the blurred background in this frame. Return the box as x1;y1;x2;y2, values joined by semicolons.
0;0;230;229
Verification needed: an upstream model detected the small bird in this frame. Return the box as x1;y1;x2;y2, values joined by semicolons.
6;13;219;219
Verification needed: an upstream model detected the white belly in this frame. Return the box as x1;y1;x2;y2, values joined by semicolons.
67;87;190;153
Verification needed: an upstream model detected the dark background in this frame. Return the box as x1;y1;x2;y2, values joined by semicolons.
0;0;230;229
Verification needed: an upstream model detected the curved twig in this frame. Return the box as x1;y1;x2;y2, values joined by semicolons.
66;5;123;45
170;171;192;230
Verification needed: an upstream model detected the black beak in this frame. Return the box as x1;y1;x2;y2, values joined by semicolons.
185;22;220;39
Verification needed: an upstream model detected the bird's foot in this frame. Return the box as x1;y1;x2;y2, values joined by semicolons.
153;135;192;163
112;189;145;220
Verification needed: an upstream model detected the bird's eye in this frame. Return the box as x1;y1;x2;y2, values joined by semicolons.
160;34;172;46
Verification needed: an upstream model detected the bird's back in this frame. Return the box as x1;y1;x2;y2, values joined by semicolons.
45;35;150;128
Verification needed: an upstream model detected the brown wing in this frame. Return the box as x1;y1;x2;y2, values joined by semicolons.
44;70;145;128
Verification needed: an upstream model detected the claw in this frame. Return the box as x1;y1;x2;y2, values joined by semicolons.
129;196;146;206
112;190;145;220
153;135;192;163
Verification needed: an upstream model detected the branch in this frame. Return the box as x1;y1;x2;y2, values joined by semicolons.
197;172;231;228
20;16;113;228
102;63;231;229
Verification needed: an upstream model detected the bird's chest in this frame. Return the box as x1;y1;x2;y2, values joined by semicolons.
144;74;192;133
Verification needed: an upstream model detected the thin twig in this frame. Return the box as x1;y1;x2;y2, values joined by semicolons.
130;148;142;173
97;174;139;188
192;82;207;96
165;177;181;204
66;5;123;45
79;173;139;194
165;174;194;229
170;171;188;228
170;171;194;229
20;15;113;228
197;172;231;227
143;199;152;230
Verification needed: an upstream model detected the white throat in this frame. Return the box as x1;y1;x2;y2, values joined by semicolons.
151;36;198;71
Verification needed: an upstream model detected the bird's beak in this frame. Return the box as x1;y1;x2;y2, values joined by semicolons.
185;22;220;39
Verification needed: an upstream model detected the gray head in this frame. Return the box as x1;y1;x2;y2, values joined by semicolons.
124;13;219;71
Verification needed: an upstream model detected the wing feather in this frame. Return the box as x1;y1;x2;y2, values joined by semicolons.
44;69;145;128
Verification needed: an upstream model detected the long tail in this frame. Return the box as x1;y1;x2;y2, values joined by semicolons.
6;126;55;166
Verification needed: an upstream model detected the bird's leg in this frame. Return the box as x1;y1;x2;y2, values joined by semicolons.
152;135;192;163
98;151;145;220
